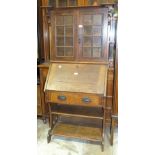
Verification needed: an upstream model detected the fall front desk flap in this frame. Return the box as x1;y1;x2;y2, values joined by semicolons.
44;63;108;95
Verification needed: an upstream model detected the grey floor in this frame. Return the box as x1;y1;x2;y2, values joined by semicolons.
37;119;117;155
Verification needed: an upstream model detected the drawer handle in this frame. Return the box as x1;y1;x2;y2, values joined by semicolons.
57;95;66;101
82;97;91;103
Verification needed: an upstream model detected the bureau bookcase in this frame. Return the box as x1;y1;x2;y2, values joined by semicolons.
37;0;117;150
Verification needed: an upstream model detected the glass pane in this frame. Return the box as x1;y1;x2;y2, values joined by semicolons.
56;16;64;25
108;0;115;3
83;37;92;46
56;26;64;36
58;0;67;7
83;48;92;57
87;0;94;5
93;26;102;36
64;47;73;56
48;0;56;7
65;26;73;36
83;26;92;35
98;0;114;4
69;0;77;6
93;37;102;47
64;16;73;25
98;0;108;4
57;47;64;56
93;48;101;57
65;37;73;46
57;37;64;46
93;15;102;25
83;15;92;25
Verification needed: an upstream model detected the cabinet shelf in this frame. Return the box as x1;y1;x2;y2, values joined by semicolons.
50;122;103;142
50;104;104;119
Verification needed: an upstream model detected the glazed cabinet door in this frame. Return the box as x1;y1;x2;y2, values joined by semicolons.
50;10;77;61
78;8;108;61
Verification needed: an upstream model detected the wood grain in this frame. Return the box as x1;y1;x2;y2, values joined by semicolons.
45;63;108;95
38;64;49;119
37;84;42;115
51;122;103;141
46;91;103;107
38;62;113;125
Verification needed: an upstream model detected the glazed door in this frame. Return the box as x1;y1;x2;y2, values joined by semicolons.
78;8;108;61
51;10;77;61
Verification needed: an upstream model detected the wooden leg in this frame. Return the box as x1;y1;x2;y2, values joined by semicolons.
47;114;56;143
101;141;104;152
47;129;52;143
110;118;112;133
101;111;105;152
110;118;114;145
49;113;52;128
48;102;51;127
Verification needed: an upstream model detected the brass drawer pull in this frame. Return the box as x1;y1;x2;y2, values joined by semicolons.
82;97;91;103
57;95;66;101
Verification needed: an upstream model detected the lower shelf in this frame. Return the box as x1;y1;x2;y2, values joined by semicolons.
50;122;103;142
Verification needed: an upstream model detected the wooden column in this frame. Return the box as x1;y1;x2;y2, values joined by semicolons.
37;0;44;60
41;0;50;61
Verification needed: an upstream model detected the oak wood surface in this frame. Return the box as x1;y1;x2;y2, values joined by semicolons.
39;65;49;119
50;103;104;119
46;91;103;107
38;0;44;60
38;62;113;124
51;122;103;141
45;63;108;94
51;60;109;64
37;84;42;115
38;4;115;126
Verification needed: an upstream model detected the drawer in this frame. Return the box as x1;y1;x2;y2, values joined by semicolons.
45;91;103;107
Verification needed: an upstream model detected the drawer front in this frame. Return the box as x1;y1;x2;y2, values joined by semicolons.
46;91;102;107
46;92;72;104
73;93;101;107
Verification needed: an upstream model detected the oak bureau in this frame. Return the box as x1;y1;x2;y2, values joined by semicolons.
44;62;108;151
